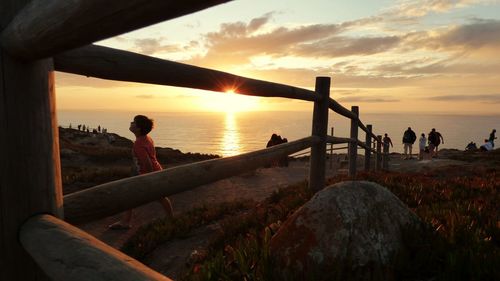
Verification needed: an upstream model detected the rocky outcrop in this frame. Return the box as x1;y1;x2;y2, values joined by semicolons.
270;181;421;280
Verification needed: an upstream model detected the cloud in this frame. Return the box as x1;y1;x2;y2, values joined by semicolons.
248;12;275;32
188;12;500;71
133;38;181;55
135;94;154;99
294;35;401;57
188;13;345;67
382;0;491;19
427;94;500;103
336;96;400;103
437;19;500;49
402;19;500;52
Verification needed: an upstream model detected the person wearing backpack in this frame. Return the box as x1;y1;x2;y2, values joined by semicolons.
428;128;444;158
402;127;417;159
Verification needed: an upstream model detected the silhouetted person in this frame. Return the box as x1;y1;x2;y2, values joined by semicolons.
428;128;444;158
402;127;416;159
266;133;283;167
383;133;393;154
489;129;497;147
109;115;173;230
418;133;427;160
465;142;477;151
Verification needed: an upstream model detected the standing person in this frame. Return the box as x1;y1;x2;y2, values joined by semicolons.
489;129;497;147
402;127;417;159
418;133;427;160
428;128;444;158
382;133;393;153
109;115;173;230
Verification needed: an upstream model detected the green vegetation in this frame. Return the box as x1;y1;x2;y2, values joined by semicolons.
123;164;499;281
122;200;256;261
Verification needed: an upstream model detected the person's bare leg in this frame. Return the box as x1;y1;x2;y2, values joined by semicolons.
158;197;174;219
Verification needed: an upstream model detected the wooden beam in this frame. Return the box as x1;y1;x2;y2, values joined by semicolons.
355;139;376;152
376;135;383;170
53;44;317;101
1;3;63;280
358;119;378;140
365;125;372;171
309;77;330;193
348;106;359;177
64;137;315;224
326;136;353;144
1;0;232;60
328;98;378;140
20;214;172;281
328;98;357;120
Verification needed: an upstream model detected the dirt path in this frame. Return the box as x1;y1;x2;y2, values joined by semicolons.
77;153;468;280
77;159;341;248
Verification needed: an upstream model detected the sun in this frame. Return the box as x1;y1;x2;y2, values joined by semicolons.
201;89;261;113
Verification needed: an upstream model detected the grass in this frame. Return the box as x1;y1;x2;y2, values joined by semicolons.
122;165;498;280
121;200;256;261
358;169;499;281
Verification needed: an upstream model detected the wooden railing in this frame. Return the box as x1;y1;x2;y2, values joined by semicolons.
0;1;389;280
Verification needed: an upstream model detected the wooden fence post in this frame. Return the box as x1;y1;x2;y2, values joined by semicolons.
365;124;372;171
0;2;63;280
376;135;382;170
329;127;334;169
309;77;330;193
348;106;359;177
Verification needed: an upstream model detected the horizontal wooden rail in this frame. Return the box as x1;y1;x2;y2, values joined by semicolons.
290;149;311;157
1;0;232;60
358;120;378;140
331;146;350;151
20;214;172;281
356;139;377;153
64;137;316;224
54;44;318;101
292;145;352;157
326;136;377;153
327;98;379;141
326;135;354;144
328;98;357;120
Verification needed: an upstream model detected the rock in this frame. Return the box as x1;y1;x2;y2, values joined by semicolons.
270;181;421;280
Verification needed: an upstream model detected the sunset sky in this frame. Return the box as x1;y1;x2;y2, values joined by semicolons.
56;0;500;115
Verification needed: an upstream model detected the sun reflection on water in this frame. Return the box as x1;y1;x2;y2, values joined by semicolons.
220;112;241;157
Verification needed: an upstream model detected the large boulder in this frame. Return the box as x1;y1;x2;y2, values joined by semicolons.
270;181;421;280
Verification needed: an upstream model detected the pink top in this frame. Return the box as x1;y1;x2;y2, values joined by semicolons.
133;135;162;174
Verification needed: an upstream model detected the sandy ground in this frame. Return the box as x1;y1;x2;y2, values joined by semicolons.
77;153;467;279
78;158;342;248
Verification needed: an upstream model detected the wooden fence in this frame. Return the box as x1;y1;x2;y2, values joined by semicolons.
0;1;389;280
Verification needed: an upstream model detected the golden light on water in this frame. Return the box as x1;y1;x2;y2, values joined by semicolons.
220;112;241;156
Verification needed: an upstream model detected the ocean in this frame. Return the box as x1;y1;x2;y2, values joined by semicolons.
58;110;499;157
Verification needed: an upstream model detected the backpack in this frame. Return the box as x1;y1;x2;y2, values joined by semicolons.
409;130;416;143
403;130;416;143
428;132;437;144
